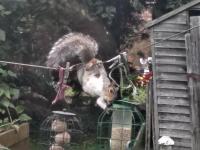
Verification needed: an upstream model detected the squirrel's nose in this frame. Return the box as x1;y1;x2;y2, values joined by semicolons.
95;73;100;78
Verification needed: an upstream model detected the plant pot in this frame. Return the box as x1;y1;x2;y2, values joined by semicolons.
0;123;29;147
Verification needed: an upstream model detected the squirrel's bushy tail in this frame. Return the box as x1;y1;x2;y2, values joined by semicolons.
46;32;98;67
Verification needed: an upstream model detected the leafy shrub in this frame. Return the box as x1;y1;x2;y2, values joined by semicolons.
0;65;31;132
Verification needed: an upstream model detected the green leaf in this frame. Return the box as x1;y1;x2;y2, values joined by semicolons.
0;89;4;97
4;117;9;123
3;11;11;15
0;29;6;41
7;71;17;78
1;99;10;107
0;83;11;99
0;108;5;114
0;68;7;76
8;103;15;109
15;105;24;114
20;17;27;22
0;5;5;11
64;87;76;97
10;88;20;99
19;114;31;121
4;89;11;99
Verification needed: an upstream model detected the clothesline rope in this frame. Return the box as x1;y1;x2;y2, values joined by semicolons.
0;60;81;71
0;25;200;70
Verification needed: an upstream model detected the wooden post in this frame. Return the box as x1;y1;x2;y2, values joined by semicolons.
145;80;153;150
186;16;200;150
150;27;159;150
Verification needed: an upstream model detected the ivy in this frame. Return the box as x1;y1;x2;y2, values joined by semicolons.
0;66;31;132
153;0;192;18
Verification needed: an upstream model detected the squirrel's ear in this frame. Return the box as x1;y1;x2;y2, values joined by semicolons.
85;58;97;70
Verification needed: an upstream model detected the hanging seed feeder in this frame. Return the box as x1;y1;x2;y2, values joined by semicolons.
97;100;144;150
39;111;83;149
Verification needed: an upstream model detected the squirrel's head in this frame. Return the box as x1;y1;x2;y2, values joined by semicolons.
103;82;118;105
85;58;102;71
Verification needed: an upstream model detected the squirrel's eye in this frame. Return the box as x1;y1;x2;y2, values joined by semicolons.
95;73;100;78
109;89;114;94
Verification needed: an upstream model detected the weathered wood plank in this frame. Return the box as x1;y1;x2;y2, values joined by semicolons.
173;146;192;150
153;32;185;40
151;27;159;150
159;113;191;123
185;33;194;150
145;80;153;150
0;123;29;147
155;12;188;26
157;81;187;89
156;65;186;73
145;1;198;27
158;97;190;106
168;137;191;148
158;105;190;114
155;40;185;48
155;48;186;53
157;89;188;97
155;46;186;49
154;38;185;42
155;49;186;57
191;3;200;9
155;23;188;31
156;58;186;66
157;73;187;81
174;141;192;148
159;121;191;131
164;12;188;24
186;16;200;150
154;29;185;33
159;128;192;139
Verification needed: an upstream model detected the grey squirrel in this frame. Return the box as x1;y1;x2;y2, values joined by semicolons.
46;33;118;109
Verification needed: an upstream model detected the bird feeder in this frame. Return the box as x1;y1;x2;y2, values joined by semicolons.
39;111;83;149
97;100;144;150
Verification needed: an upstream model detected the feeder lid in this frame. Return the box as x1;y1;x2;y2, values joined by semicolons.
52;111;76;116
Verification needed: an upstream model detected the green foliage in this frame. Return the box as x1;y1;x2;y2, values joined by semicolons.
153;0;193;18
86;0;146;49
132;87;146;104
0;29;5;41
87;0;117;25
0;66;31;132
0;0;146;64
15;105;24;114
64;86;79;97
166;0;192;10
18;113;31;122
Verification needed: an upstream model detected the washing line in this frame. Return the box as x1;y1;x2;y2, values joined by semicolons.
0;25;199;70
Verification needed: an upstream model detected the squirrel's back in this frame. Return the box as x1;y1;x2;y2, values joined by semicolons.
46;32;118;109
46;33;98;67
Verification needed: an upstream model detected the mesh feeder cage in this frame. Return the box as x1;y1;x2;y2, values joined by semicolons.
39;111;83;150
97;100;144;150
